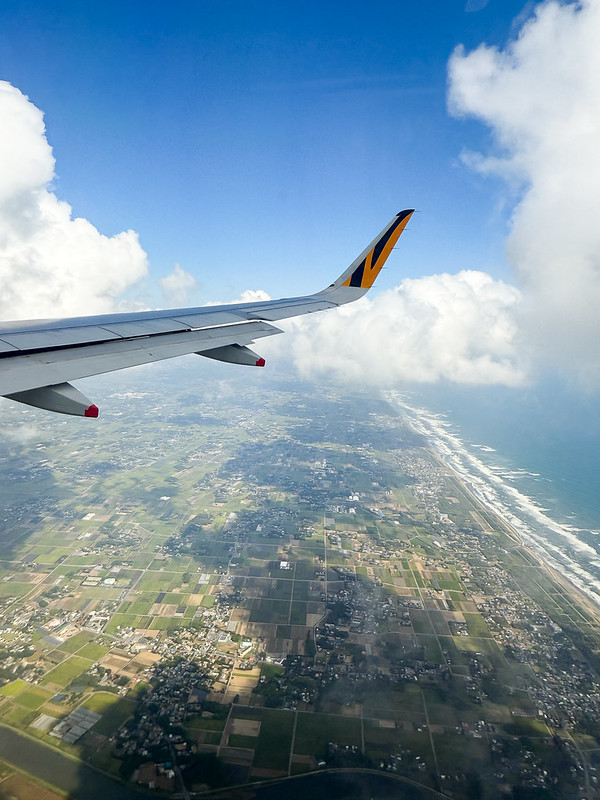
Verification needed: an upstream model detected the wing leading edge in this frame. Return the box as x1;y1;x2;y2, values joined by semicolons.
0;210;413;416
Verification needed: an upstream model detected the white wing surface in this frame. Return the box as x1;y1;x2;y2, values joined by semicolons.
0;210;413;416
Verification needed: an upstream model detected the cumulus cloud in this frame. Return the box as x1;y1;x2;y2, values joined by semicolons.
449;0;600;384
7;0;597;396
274;271;527;387
0;81;148;320
159;263;197;306
204;288;272;307
279;0;600;390
238;289;271;303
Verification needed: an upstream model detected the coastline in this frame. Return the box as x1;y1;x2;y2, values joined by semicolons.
392;392;600;613
429;448;600;622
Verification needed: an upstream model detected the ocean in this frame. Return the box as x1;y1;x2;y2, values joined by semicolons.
386;382;600;605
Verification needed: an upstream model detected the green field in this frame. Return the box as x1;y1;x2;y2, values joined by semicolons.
14;687;54;709
41;656;93;687
0;378;598;799
293;713;362;757
59;632;95;654
0;680;29;697
242;709;295;770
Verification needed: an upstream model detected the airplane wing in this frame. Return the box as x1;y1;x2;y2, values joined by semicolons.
0;210;413;417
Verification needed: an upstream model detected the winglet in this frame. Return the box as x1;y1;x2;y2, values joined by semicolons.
319;209;414;304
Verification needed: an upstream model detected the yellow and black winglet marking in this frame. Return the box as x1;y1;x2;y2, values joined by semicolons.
342;209;414;289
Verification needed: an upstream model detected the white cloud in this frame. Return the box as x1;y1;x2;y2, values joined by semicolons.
238;289;271;303
6;0;597;397
204;288;272;307
279;0;600;390
273;271;527;387
159;263;197;306
448;0;600;384
0;81;148;321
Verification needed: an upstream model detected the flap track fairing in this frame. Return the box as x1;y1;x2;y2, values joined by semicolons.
6;382;99;417
197;343;265;367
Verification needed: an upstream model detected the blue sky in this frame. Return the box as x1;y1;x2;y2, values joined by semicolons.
1;0;600;391
0;0;527;300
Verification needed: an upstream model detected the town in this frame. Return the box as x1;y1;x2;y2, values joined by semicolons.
1;367;600;799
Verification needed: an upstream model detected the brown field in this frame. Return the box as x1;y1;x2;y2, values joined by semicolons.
100;654;130;672
152;603;177;617
130;651;160;667
186;593;205;606
0;773;64;800
230;718;260;736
